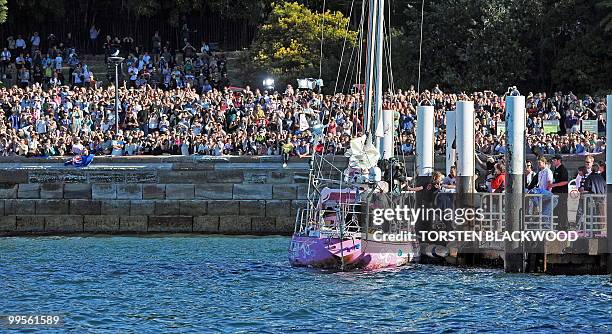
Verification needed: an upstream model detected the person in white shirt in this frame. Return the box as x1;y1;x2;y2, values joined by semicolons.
89;25;100;54
128;63;139;87
15;35;26;51
181;139;190;156
36;117;48;134
537;156;553;191
54;55;63;71
148;114;159;133
30;32;41;51
525;161;536;189
71;139;84;155
49;72;61;87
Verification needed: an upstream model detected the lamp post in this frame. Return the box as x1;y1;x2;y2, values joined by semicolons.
108;56;125;132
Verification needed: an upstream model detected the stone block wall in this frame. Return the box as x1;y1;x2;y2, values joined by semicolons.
0;156;320;236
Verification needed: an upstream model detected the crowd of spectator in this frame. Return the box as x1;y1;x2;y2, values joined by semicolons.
0;31;608;160
102;29;229;92
0;80;607;160
1;32;93;89
1;28;229;94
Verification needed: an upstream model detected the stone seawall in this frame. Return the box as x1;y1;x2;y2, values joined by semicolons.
0;156;325;236
0;154;600;236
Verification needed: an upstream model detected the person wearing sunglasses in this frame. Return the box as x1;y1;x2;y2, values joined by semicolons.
525;161;538;191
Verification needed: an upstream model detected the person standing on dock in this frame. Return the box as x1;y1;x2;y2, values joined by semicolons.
527;156;555;220
536;156;553;192
551;155;569;230
525;161;538;191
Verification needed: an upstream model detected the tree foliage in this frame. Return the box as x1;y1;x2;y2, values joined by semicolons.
386;0;611;94
0;0;7;23
4;0;272;27
393;0;537;92
3;0;611;93
250;2;357;82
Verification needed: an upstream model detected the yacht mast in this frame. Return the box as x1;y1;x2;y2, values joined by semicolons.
373;0;385;157
363;0;378;137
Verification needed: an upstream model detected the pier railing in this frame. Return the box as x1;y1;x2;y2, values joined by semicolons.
576;194;607;238
473;193;606;237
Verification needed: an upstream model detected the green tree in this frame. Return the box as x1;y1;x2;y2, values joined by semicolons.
0;0;7;23
551;32;612;94
393;0;536;93
249;1;357;86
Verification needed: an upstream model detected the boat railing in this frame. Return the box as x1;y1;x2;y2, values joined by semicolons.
293;203;363;238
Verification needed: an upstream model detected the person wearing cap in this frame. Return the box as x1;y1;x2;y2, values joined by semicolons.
551;154;569;230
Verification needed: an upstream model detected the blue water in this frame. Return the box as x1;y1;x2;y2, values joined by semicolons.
0;236;610;333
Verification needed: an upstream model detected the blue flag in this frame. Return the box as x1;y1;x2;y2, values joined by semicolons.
64;154;95;167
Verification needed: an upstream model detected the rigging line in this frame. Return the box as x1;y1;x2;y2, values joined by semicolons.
341;39;357;93
383;23;392;94
387;0;395;93
319;0;327;80
355;0;367;92
417;0;425;94
334;0;356;95
342;42;357;92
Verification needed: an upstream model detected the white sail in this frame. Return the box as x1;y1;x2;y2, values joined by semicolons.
345;135;380;170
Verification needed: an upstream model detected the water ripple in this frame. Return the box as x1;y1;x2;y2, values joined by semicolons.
0;236;610;333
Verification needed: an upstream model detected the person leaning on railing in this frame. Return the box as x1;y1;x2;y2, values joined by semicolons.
579;163;607;230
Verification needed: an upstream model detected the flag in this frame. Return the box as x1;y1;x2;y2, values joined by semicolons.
64;154;95;167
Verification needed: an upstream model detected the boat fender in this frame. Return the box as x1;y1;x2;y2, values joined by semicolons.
425;244;450;258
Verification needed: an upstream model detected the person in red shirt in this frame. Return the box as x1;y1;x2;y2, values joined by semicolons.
491;163;506;193
327;119;337;135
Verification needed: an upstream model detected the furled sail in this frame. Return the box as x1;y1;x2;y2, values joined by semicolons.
345;135;380;170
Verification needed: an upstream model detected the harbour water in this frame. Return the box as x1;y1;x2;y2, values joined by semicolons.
1;236;610;333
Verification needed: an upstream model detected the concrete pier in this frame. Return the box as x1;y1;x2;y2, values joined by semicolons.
607;95;612;274
416;105;434;177
456;101;475;196
445;110;456;176
504;95;526;273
